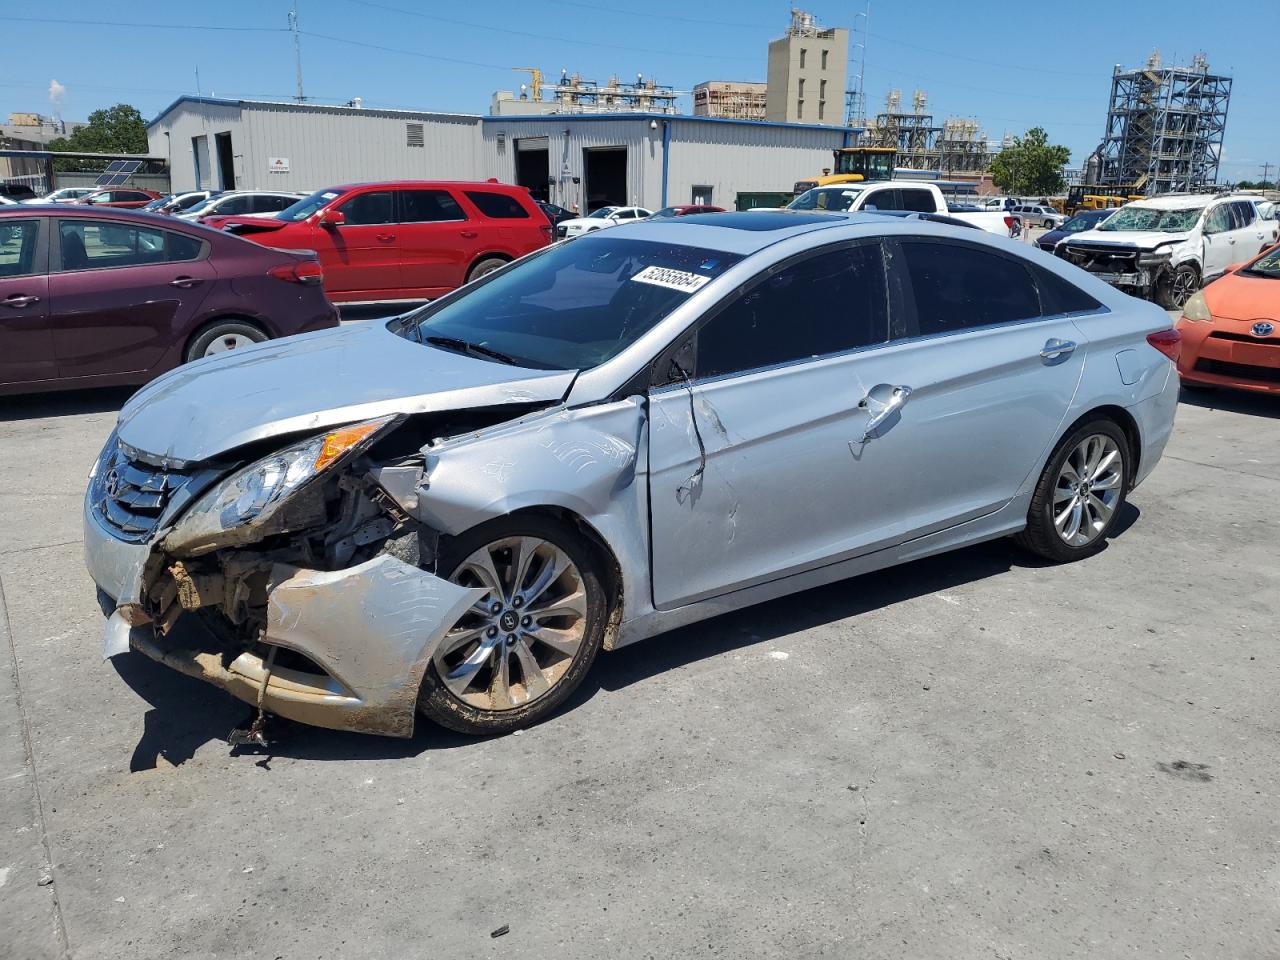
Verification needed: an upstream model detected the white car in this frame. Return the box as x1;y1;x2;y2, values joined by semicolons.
22;187;96;205
1059;193;1278;309
177;190;307;221
556;206;652;239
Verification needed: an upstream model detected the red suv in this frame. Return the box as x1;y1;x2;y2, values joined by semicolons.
203;181;552;302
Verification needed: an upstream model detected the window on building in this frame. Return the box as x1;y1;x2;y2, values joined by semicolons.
797;99;804;119
799;48;807;68
696;244;890;378
798;78;805;98
406;122;425;148
818;102;825;121
820;79;827;100
821;49;829;69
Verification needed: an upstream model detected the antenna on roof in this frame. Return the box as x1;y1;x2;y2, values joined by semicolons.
289;1;306;102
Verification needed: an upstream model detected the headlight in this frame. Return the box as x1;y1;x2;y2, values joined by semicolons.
163;416;394;555
1181;290;1212;322
89;429;119;481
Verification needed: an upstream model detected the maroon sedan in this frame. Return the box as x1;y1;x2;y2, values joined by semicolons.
75;189;165;209
0;206;339;396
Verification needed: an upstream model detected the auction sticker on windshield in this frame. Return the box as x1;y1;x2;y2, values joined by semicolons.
631;265;712;293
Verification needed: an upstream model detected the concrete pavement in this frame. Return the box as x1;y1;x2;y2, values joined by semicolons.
1;380;1277;960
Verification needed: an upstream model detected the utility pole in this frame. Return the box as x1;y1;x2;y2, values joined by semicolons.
289;1;306;103
1260;161;1274;188
846;2;870;128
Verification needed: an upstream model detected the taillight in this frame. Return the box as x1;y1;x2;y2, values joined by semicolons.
540;223;553;241
1003;215;1016;231
1147;329;1181;362
268;261;324;285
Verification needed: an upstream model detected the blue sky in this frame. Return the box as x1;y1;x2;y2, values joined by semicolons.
1;0;1273;181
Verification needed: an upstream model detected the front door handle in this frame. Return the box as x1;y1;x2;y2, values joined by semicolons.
169;276;203;288
1040;338;1076;362
1;294;40;308
376;233;396;243
856;383;912;442
460;230;479;239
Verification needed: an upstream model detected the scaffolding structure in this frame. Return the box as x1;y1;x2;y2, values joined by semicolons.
1096;52;1231;194
693;81;768;121
862;90;993;176
521;70;686;115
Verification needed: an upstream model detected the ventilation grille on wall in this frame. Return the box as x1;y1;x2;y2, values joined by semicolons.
406;123;425;148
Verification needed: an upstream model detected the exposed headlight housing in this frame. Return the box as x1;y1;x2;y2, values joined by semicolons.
1181;289;1212;322
163;416;395;555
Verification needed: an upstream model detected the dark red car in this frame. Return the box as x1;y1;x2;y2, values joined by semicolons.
0;206;339;396
75;189;165;209
651;204;727;217
202;180;552;302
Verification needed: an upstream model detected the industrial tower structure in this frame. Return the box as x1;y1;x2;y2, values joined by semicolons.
1096;52;1231;194
862;90;993;177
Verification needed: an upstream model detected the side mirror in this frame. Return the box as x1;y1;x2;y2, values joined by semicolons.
319;210;345;228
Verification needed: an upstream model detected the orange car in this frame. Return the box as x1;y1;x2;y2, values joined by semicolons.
1176;244;1280;394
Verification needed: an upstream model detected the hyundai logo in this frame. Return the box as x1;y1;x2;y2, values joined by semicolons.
1251;321;1275;338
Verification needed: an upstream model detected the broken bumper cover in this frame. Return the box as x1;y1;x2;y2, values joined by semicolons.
86;495;485;738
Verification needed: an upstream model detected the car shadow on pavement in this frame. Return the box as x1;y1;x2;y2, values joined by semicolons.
111;504;1139;766
0;386;134;422
1178;386;1279;419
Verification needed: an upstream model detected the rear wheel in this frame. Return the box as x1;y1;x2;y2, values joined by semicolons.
467;257;508;284
185;321;268;362
1015;418;1130;563
417;515;608;735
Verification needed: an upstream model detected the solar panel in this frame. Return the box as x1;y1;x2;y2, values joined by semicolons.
94;160;145;187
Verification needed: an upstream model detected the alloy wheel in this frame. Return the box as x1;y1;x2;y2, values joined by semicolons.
436;536;587;711
1171;269;1197;308
204;333;256;355
1052;434;1123;547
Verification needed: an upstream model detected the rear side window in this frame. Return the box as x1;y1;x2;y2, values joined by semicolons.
217;195;252;215
898;189;938;213
899;240;1040;336
0;219;40;278
697;244;889;379
338;191;395;226
58;220;203;271
1031;264;1103;315
464;191;530;219
1230;201;1255;229
253;195;294;213
400;190;466;223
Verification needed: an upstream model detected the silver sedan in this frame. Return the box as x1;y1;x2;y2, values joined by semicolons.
84;210;1180;737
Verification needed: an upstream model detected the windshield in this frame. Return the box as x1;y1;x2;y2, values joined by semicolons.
1242;247;1280;280
1100;205;1202;233
788;187;862;212
182;196;219;216
653;207;682;218
278;189;342;222
588;207;618;219
401;236;742;370
141;196;172;210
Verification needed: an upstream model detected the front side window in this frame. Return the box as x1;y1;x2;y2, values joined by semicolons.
898;189;938;213
899;240;1040;336
58;220;202;271
0;219;40;278
216;195;251;215
588;207;618;219
789;187;862;212
403;236;742;370
338;190;394;226
400;189;466;223
1202;205;1231;234
465;191;529;219
696;244;889;379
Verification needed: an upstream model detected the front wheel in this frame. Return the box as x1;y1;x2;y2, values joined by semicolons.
418;515;608;735
1014;418;1130;563
1157;263;1199;310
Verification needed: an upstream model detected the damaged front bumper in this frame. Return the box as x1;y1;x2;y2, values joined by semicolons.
85;495;484;738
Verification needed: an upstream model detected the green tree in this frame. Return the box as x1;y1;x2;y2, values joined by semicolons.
989;127;1071;196
46;104;149;171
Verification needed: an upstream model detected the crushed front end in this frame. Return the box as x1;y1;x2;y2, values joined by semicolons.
1058;241;1172;299
84;418;486;738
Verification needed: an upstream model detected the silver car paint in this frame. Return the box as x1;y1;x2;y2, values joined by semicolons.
85;214;1178;735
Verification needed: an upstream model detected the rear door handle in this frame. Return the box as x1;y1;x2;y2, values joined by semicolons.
169;276;203;288
2;294;40;308
460;230;479;239
1039;338;1076;361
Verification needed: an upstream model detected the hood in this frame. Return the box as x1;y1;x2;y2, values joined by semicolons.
117;322;576;465
1204;271;1280;321
1066;228;1189;250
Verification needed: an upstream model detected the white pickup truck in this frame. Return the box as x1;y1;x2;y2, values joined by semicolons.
786;181;1015;235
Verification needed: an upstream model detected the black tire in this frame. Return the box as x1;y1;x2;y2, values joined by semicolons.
417;514;609;735
1014;417;1131;563
184;320;268;363
1156;263;1199;310
467;256;508;283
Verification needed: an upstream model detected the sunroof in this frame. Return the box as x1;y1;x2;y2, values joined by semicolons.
95;160;144;187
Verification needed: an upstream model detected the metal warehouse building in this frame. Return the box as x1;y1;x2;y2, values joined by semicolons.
147;96;862;211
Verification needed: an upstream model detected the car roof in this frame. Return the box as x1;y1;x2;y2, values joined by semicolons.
604;210;922;255
328;180;529;193
0;205;190;223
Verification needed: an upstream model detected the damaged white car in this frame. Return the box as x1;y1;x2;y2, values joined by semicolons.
86;211;1179;737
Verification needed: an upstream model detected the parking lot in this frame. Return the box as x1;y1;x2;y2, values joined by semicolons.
2;335;1277;958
